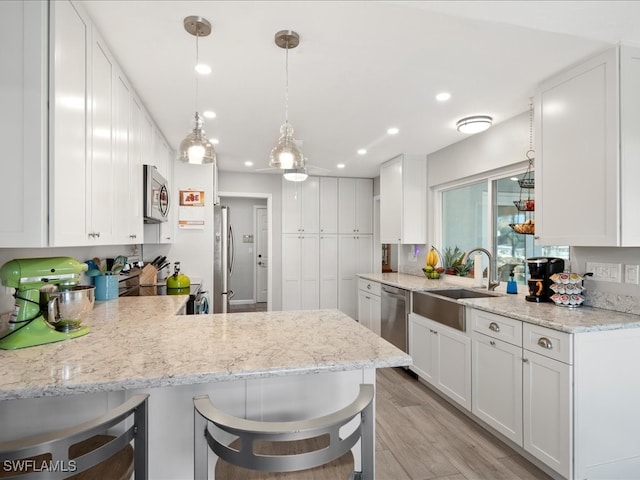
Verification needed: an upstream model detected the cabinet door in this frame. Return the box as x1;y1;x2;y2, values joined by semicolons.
338;235;358;319
380;157;402;243
536;47;618;246
299;235;319;309
282;179;300;233
88;30;115;244
319;235;338;309
0;0;48;247
338;178;356;234
435;325;471;410
408;314;435;382
112;69;131;244
523;350;572;478
370;294;381;336
472;332;523;445
49;0;90;246
355;179;373;234
127;96;144;242
357;291;372;331
299;177;319;234
319;177;338;234
282;234;301;310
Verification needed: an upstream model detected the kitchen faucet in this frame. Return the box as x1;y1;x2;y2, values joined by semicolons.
462;247;500;291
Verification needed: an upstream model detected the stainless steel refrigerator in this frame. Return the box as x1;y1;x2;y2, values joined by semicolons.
213;205;234;313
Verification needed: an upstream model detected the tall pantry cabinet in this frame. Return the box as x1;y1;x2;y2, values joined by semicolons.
281;177;372;318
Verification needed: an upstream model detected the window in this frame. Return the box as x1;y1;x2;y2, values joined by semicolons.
439;170;568;284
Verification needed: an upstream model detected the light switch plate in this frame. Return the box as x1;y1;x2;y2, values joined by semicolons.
624;265;639;284
586;262;622;283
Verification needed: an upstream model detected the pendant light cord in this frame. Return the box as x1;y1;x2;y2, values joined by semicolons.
284;38;290;126
195;32;200;116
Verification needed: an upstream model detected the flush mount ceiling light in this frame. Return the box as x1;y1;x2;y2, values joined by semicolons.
177;16;216;165
269;30;305;172
456;115;493;134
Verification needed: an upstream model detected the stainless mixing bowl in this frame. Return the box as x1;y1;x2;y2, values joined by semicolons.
40;285;95;332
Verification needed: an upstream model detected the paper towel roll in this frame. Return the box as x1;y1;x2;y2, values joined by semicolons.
474;254;483;287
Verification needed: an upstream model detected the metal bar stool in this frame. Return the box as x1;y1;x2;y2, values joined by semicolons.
193;384;375;480
0;394;148;480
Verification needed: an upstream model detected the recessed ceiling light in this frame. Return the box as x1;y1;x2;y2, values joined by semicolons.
357;149;367;155
436;92;451;102
203;111;216;119
456;115;493;134
510;177;519;182
387;127;399;135
195;63;211;75
337;164;345;169
210;138;219;145
244;161;253;167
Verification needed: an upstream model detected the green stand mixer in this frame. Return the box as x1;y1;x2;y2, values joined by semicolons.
0;257;93;350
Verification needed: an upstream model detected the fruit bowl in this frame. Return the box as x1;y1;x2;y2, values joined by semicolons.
423;266;443;279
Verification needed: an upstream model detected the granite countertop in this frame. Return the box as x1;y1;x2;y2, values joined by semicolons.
0;297;410;401
358;272;640;334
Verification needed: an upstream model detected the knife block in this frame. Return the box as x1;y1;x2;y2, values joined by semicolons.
139;264;159;295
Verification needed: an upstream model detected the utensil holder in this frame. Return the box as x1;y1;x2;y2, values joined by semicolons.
94;275;119;301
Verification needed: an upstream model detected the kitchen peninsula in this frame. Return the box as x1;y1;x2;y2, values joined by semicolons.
0;297;410;479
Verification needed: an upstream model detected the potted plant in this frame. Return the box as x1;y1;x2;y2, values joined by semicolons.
442;246;463;275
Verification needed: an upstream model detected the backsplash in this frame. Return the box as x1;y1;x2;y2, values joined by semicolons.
398;244;640;316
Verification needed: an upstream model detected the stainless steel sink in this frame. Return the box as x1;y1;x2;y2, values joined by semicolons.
412;288;497;331
424;288;497;300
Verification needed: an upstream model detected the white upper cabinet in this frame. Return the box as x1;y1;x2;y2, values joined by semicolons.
338;178;372;234
380;154;427;244
319;177;338;234
282;176;319;234
0;1;48;247
48;0;91;246
536;45;640;246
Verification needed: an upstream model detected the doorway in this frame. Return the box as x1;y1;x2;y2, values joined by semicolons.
218;193;272;312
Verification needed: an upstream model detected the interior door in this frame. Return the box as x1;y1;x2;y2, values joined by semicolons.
256;206;268;303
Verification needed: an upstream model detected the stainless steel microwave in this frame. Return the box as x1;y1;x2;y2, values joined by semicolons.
143;164;170;223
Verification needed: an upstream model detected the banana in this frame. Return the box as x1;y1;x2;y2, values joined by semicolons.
427;248;439;268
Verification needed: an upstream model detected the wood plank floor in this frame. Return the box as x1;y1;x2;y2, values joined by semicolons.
375;367;553;480
216;367;554;479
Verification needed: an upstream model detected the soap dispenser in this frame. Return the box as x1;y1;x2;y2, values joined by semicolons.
506;272;518;294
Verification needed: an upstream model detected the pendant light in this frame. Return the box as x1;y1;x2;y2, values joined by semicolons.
178;16;216;165
269;30;305;171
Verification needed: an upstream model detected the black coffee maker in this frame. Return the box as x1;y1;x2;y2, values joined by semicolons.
525;257;565;302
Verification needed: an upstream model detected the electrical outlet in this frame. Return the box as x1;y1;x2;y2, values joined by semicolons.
624;265;640;284
586;262;622;283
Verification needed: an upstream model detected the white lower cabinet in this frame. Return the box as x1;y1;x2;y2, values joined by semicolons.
319;235;338;308
472;329;523;445
357;279;381;335
408;313;471;410
523;350;572;478
469;308;572;478
281;234;319;310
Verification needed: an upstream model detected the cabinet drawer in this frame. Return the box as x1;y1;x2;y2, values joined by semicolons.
358;278;381;296
469;308;522;347
523;323;573;364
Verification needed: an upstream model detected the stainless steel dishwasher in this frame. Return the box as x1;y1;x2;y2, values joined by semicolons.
380;285;410;353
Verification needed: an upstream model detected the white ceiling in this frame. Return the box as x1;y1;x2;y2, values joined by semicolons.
77;1;640;179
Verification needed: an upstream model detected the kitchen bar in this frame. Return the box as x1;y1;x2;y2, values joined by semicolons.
0;296;410;478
